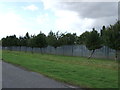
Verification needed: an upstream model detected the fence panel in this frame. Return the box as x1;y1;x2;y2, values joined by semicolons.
2;45;117;60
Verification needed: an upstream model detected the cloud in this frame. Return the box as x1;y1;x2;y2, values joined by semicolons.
54;10;90;33
44;9;94;35
40;0;58;10
22;4;38;11
35;13;58;35
0;12;32;38
0;1;118;39
119;2;120;20
41;1;118;35
36;13;49;24
58;2;118;19
55;2;118;29
55;10;78;32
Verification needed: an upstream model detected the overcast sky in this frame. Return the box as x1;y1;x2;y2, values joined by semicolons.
0;0;119;39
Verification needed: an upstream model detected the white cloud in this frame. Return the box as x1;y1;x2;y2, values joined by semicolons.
40;0;58;10
0;12;31;38
41;0;118;35
22;4;38;11
40;0;95;35
35;13;57;35
54;10;94;34
36;13;49;24
0;1;118;39
55;10;79;31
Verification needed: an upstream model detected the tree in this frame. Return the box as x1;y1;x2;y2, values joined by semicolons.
58;33;77;46
2;35;19;47
47;31;58;48
0;40;2;46
24;32;30;47
27;35;36;53
25;32;30;39
18;36;24;46
18;36;26;52
84;28;102;59
18;32;30;52
77;31;90;45
102;21;120;60
33;32;48;53
1;38;7;47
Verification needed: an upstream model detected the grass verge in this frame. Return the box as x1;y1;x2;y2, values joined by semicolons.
2;50;118;88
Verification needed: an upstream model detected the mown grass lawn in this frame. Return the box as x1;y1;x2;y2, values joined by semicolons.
2;50;119;88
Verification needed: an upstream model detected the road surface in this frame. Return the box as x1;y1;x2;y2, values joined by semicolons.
2;62;78;88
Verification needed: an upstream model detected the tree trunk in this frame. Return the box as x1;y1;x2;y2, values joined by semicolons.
25;46;27;53
62;46;64;55
88;50;95;59
9;46;12;51
72;45;73;56
55;47;57;55
20;46;21;52
31;47;33;54
115;50;117;61
40;48;42;54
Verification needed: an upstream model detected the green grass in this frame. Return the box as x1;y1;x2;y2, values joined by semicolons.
2;50;119;88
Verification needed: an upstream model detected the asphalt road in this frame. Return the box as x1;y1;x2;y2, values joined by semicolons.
2;62;78;88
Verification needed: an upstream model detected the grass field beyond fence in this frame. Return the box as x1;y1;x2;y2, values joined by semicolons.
2;50;118;88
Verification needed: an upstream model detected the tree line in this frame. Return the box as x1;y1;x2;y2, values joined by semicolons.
1;21;120;60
